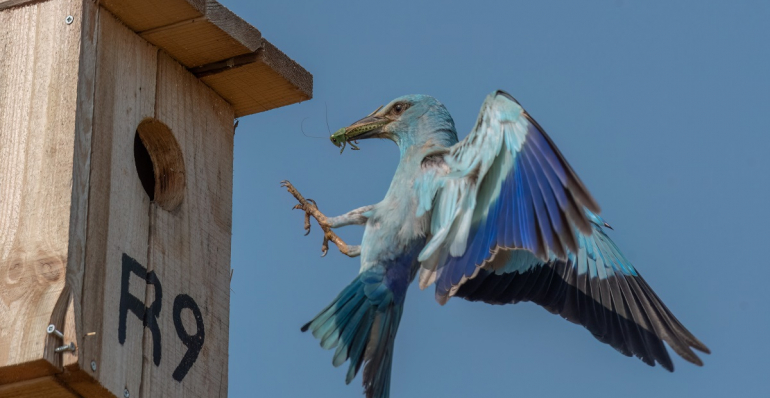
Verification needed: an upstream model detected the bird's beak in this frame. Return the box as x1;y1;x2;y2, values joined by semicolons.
343;114;390;141
329;105;390;151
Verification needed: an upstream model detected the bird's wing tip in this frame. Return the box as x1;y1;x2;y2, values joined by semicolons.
493;89;521;105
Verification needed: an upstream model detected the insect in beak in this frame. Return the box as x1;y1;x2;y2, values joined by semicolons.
329;104;387;154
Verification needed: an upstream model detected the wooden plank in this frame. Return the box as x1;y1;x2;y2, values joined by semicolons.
139;0;261;67
63;0;99;374
59;298;78;368
0;361;57;385
0;0;45;12
137;51;233;397
98;0;311;116
199;39;313;116
203;0;261;56
100;0;205;32
0;375;79;398
76;7;157;397
56;366;113;397
0;0;86;379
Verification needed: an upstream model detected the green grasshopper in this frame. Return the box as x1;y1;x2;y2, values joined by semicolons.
329;105;385;154
330;127;359;153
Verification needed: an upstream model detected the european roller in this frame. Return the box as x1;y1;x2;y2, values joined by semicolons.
282;91;709;398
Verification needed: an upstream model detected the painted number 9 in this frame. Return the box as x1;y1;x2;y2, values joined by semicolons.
172;294;205;381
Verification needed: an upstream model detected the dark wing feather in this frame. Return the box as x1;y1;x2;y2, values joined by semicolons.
453;226;710;371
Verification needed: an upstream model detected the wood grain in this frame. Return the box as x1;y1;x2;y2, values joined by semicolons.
100;0;205;32
0;375;79;398
63;0;98;374
135;119;186;211
76;8;157;397
0;0;85;380
1;0;306;395
200;39;313;116
0;0;45;12
93;0;311;116
137;51;233;398
139;0;261;68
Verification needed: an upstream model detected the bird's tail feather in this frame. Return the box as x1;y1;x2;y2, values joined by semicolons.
302;274;404;398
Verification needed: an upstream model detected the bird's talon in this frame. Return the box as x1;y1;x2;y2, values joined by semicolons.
304;212;312;235
282;180;352;257
321;237;329;257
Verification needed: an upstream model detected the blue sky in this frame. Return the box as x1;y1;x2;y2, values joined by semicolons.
225;1;769;396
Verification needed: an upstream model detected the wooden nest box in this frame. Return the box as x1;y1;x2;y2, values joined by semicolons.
0;0;312;396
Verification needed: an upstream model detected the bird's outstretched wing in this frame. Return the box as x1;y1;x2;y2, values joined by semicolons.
453;218;710;370
416;91;708;369
416;90;599;301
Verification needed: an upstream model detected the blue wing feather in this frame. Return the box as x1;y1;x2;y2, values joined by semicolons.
529;140;572;225
497;171;513;246
523;149;563;234
516;162;538;253
520;149;555;257
417;91;602;303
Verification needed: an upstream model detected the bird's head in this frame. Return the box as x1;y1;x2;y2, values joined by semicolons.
331;94;458;154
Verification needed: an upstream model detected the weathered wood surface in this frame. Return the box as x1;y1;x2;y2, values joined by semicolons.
136;51;233;398
74;8;158;398
99;0;310;115
134;119;187;211
0;0;84;382
199;39;313;116
0;0;44;12
2;0;308;395
99;0;205;32
71;10;232;398
100;0;261;68
140;0;261;68
63;0;98;374
0;375;79;398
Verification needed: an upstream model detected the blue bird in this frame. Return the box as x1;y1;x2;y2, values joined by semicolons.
282;91;709;398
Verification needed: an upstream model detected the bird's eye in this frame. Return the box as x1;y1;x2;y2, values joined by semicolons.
392;103;409;115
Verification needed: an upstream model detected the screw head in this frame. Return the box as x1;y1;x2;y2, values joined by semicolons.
90;361;97;371
65;15;74;24
47;324;56;333
124;388;130;398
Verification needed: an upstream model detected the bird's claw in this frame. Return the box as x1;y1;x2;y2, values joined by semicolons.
282;180;354;257
292;198;321;236
321;236;329;257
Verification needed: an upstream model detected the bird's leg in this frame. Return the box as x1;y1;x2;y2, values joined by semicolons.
345;245;361;257
281;180;360;258
326;204;374;228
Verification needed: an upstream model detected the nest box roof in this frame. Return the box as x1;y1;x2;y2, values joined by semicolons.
101;0;312;117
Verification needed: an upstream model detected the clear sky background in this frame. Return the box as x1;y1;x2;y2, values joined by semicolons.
224;1;769;397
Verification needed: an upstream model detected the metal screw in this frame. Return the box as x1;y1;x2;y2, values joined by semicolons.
124;388;130;398
65;15;73;24
54;342;76;353
47;324;64;339
90;361;97;372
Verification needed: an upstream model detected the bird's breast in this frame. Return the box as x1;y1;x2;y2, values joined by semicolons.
359;195;430;273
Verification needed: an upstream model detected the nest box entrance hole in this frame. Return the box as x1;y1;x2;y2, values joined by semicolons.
133;119;185;211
